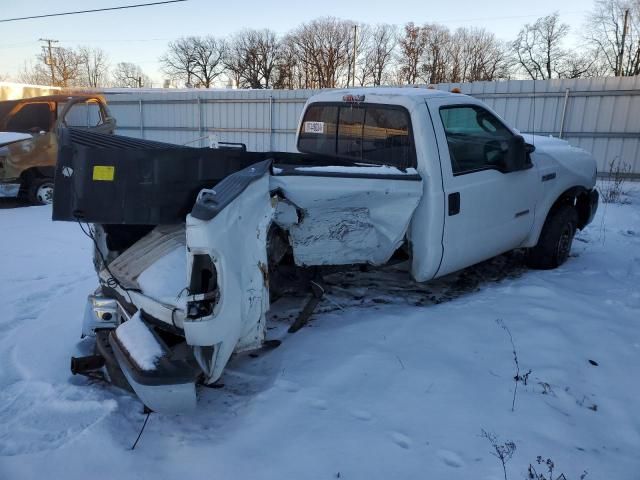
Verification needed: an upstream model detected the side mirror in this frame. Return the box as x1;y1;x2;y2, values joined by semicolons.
504;135;529;172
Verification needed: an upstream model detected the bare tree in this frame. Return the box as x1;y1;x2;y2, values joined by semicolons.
52;48;84;86
161;36;225;87
511;12;570;79
78;46;109;87
20;46;84;87
288;17;354;88
419;23;451;84
224;29;281;88
273;35;300;89
451;28;510;82
273;33;319;89
352;24;396;86
397;23;427;84
224;36;254;88
557;52;604;78
112;62;151;88
254;30;282;88
160;37;197;86
586;0;640;76
370;24;398;85
191;36;225;87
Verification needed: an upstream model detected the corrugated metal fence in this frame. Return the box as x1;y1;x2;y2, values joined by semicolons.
104;76;640;174
104;89;313;152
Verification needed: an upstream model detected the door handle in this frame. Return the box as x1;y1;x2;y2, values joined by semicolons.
448;192;460;216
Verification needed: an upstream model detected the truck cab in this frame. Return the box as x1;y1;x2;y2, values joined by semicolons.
291;88;597;278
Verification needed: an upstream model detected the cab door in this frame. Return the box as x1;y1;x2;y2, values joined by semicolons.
426;98;539;277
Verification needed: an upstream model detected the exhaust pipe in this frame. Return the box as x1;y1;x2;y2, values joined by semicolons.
70;355;105;375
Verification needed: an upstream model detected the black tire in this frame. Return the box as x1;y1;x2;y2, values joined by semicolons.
527;205;578;269
26;177;54;205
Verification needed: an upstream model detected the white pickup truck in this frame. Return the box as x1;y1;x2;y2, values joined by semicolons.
57;88;599;413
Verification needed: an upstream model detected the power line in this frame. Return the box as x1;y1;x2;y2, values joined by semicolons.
429;10;589;24
0;0;187;23
0;41;39;49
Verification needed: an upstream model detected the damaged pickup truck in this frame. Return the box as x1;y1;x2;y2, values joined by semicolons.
53;88;599;413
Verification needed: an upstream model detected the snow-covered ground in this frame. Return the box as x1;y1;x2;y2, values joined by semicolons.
0;183;639;480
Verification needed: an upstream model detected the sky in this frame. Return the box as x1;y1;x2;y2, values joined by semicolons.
0;0;594;86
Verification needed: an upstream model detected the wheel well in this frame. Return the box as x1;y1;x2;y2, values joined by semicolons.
19;166;54;187
20;167;55;195
547;187;591;230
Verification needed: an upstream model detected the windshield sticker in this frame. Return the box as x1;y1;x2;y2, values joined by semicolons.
304;121;325;134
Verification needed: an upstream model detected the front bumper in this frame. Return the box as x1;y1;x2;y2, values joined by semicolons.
0;183;20;198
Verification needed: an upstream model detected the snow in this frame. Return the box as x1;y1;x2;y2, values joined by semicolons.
115;311;164;371
0;183;639;479
294;165;418;175
0;132;32;146
136;245;188;308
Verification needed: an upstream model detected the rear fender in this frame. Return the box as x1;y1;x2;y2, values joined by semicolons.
184;161;273;383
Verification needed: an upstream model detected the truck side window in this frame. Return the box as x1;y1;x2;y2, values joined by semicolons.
298;103;415;168
439;105;513;175
62;101;105;128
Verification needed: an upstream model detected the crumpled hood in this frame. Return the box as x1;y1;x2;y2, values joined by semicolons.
522;133;597;188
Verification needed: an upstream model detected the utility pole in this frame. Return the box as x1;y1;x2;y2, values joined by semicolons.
39;38;59;85
617;9;630;77
352;24;358;87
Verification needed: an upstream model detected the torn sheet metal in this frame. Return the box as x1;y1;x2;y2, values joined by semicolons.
270;174;423;266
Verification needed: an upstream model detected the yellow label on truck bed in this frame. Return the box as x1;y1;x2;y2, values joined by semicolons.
93;165;115;181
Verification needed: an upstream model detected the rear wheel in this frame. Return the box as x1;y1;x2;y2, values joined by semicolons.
27;177;54;205
527;205;578;269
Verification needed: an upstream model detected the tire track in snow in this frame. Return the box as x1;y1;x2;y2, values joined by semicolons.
0;273;92;334
0;270;116;457
0;380;117;456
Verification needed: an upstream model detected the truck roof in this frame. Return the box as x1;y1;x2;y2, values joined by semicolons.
308;87;458;105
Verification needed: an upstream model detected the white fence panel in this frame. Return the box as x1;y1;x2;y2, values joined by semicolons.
104;78;640;175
